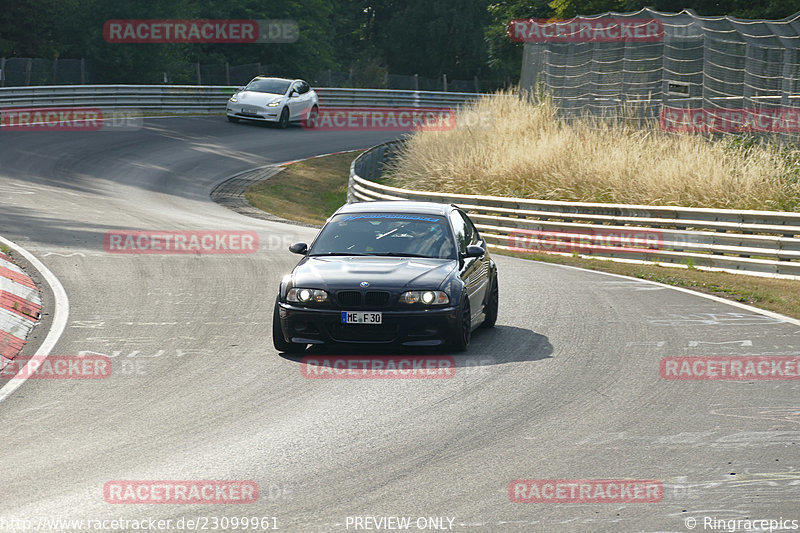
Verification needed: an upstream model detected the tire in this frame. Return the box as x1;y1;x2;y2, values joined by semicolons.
278;107;290;129
481;274;499;329
227;116;239;123
272;300;305;354
305;106;319;128
448;297;472;352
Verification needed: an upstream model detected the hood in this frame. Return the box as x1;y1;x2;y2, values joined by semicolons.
291;256;456;291
235;91;283;106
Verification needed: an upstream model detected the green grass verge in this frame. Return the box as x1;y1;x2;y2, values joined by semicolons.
245;151;365;226
244;151;800;320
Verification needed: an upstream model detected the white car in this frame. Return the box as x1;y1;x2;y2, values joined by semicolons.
226;77;319;128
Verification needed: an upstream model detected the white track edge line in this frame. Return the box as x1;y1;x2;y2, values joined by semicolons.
514;256;800;327
0;236;69;404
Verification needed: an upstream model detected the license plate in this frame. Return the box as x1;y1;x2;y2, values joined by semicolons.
341;311;382;324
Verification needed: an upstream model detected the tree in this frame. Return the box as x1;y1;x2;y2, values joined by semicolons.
486;0;553;82
362;0;491;80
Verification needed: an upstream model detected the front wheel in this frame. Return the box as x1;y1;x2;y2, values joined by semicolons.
278;107;290;129
448;298;472;352
481;275;498;328
272;301;305;354
304;106;319;128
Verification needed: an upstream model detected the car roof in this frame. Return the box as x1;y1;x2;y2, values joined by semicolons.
334;201;454;216
252;76;302;83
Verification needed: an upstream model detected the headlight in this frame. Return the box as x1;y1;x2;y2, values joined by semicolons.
266;101;281;107
399;290;449;305
287;288;329;304
229;95;238;102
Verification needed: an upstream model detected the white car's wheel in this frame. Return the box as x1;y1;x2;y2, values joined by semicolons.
278;108;290;129
306;106;319;128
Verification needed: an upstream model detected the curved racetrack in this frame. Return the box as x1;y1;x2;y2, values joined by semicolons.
0;117;798;532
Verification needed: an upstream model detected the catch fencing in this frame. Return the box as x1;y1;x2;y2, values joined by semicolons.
517;8;800;142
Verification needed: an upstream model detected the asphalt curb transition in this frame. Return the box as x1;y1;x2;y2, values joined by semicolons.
210;165;319;228
0;250;42;373
209;149;365;229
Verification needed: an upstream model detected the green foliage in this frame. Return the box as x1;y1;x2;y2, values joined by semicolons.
0;0;797;85
348;54;388;88
362;0;491;79
485;1;550;81
550;0;624;18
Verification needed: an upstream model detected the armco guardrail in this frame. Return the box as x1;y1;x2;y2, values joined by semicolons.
0;85;487;113
349;140;800;279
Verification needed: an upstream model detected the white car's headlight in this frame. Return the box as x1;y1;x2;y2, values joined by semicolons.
287;288;329;304
266;101;281;107
229;95;238;102
399;290;449;305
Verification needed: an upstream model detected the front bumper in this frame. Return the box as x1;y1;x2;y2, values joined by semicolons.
277;303;459;346
226;103;280;122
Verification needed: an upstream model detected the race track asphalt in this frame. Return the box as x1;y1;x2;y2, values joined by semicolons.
0;117;797;532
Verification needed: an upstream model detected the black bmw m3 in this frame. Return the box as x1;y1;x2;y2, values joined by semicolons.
273;201;499;353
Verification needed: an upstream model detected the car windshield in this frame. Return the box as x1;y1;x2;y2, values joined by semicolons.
309;213;456;259
245;79;291;95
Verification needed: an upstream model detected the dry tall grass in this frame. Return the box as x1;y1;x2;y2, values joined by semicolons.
385;91;800;211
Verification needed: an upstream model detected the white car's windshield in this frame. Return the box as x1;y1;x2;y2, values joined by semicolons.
245;79;291;95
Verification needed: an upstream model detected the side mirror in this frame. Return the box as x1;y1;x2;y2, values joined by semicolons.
237;86;246;92
289;242;308;255
462;245;485;259
290;90;299;98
